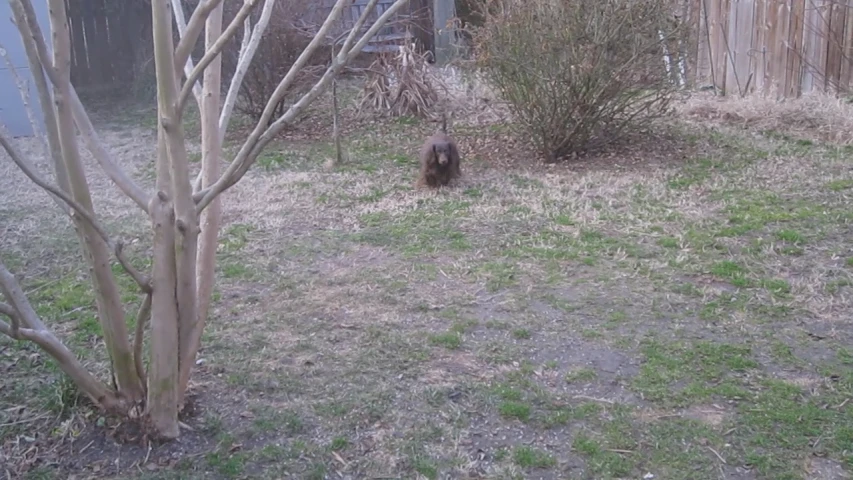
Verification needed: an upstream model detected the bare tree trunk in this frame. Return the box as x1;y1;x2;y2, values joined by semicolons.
181;0;224;404
147;191;180;439
47;0;144;402
149;0;198;436
3;0;412;440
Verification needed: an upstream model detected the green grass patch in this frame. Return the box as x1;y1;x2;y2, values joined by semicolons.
498;401;531;421
633;339;758;406
356;210;471;256
565;368;597;383
429;331;462;350
512;446;556;469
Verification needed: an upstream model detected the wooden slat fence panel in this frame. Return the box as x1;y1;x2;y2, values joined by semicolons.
697;0;853;98
65;0;147;92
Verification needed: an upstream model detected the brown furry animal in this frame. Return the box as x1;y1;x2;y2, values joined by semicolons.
415;114;461;189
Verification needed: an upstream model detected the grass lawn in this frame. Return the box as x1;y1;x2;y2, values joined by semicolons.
1;84;852;480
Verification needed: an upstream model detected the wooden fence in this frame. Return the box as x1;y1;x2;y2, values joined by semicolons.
65;0;148;92
695;0;853;97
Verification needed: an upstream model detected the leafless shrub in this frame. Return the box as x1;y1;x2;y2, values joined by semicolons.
469;0;685;163
222;0;330;127
356;42;444;118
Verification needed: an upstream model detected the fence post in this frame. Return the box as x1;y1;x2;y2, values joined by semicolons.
432;0;456;65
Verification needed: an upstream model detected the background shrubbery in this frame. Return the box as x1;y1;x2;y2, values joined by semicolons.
469;0;684;162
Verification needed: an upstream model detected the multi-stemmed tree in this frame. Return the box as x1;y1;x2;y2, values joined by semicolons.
0;0;409;439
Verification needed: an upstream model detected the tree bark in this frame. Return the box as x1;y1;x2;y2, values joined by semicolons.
181;0;223;404
150;0;197;431
147;192;180;439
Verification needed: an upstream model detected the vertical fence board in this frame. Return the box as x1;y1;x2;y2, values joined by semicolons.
725;0;740;92
774;0;793;96
786;0;806;97
764;0;780;94
696;0;712;84
686;0;701;85
94;0;113;85
736;0;756;93
707;0;725;89
800;0;820;92
751;0;766;92
840;0;853;91
815;0;832;91
712;0;728;91
69;0;89;87
825;0;846;91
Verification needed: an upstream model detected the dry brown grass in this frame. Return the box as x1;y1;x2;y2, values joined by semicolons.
680;90;853;144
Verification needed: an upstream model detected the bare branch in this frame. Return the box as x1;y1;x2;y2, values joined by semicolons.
0;41;50;161
338;0;380;60
0;302;20;338
174;0;224;74
9;0;73;211
0;263;46;332
14;0;152;213
178;0;258;112
0;319;123;410
171;0;205;105
133;293;152;389
68;89;153;213
182;1;224;401
193;0;276;193
0;130;152;293
343;1;412;65
194;0;356;209
219;0;276;144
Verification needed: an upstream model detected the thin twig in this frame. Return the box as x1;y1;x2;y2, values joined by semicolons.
0;412;50;428
572;395;616;404
708;446;727;464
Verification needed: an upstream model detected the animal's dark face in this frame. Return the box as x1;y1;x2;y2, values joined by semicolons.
432;142;451;166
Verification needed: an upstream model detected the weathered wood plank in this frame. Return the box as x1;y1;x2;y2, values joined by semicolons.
825;0;847;91
839;0;853;92
786;0;806;97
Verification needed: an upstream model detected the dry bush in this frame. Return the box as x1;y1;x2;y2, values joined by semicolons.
680;91;853;145
470;0;684;162
221;0;330;127
356;42;444;119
